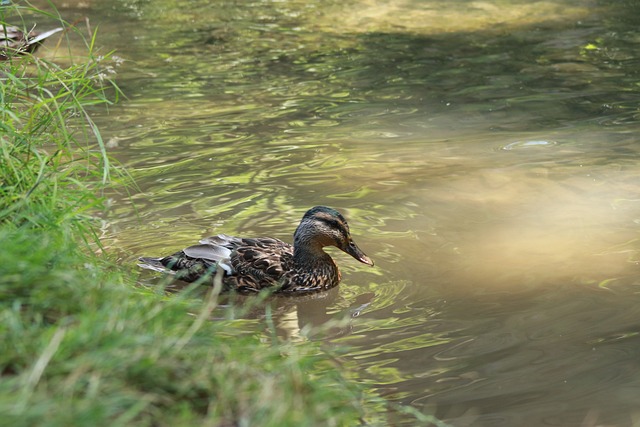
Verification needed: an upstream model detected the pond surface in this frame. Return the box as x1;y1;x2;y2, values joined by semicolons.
41;0;640;425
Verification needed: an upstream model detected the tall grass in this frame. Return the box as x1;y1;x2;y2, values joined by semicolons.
0;5;372;427
0;17;120;232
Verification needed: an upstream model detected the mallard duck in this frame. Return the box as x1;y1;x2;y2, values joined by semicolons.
138;206;374;293
0;25;62;60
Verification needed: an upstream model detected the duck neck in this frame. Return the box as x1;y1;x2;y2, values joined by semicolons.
291;241;340;290
293;241;327;266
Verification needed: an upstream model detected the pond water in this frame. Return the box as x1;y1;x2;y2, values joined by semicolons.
39;0;640;425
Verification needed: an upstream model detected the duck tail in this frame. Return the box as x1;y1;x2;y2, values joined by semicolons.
138;255;223;284
138;257;174;275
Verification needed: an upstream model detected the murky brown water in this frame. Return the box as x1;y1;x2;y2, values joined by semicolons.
33;0;640;425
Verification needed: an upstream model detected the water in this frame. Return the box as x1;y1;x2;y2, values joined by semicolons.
42;0;640;425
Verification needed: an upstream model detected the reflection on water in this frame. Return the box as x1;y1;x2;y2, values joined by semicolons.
321;0;595;34
49;0;640;424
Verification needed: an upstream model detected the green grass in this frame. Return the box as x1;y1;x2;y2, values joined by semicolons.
0;16;120;232
0;228;367;427
0;5;373;427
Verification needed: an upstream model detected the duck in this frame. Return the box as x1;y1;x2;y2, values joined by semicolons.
138;206;374;293
0;25;63;60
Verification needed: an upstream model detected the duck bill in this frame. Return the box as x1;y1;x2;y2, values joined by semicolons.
346;242;374;266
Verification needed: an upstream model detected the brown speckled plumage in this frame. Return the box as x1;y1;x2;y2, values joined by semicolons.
138;206;374;293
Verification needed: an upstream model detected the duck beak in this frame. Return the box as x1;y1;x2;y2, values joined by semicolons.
345;241;374;266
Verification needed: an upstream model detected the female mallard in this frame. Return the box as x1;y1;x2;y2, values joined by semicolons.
0;25;62;60
138;206;374;293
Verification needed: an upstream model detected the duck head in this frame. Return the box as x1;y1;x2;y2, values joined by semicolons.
293;206;374;266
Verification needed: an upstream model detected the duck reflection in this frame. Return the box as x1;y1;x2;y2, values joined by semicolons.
139;273;376;340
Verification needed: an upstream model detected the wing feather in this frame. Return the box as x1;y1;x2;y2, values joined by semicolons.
182;243;232;261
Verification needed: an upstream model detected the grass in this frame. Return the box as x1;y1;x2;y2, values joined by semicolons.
0;228;368;427
0;5;373;427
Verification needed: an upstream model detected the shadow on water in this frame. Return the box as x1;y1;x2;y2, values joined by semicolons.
43;0;640;425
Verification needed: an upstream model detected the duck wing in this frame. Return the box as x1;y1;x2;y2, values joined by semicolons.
225;237;294;291
197;234;294;280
